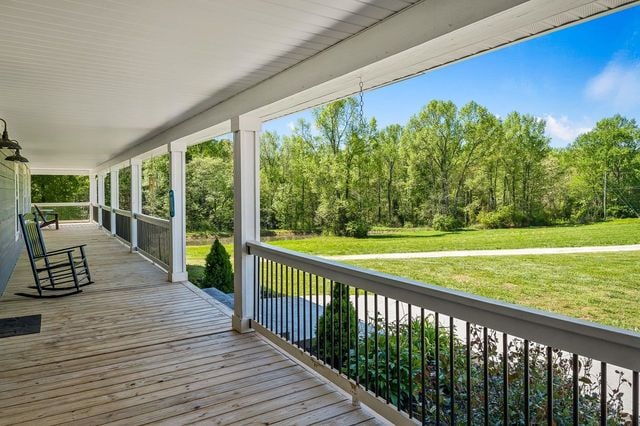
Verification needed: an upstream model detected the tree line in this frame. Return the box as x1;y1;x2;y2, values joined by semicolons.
260;98;639;234
85;98;640;235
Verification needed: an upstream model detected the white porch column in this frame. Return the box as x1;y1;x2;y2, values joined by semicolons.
232;115;261;333
110;166;119;236
168;141;187;282
97;173;105;228
89;174;97;222
130;158;142;252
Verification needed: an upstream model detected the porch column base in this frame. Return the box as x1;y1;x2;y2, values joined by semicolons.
168;271;188;282
232;315;254;334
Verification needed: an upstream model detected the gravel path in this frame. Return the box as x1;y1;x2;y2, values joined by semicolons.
324;244;640;261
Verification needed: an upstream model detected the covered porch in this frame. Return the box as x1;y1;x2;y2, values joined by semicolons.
0;224;379;425
2;1;640;424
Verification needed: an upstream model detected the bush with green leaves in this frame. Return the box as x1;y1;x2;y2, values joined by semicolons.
431;214;461;231
316;294;629;424
345;220;370;238
203;238;234;293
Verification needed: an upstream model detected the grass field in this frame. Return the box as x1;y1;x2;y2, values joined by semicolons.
269;219;640;255
186;219;640;331
351;252;640;332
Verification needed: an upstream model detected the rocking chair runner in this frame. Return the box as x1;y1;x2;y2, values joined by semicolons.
17;214;93;298
33;204;59;230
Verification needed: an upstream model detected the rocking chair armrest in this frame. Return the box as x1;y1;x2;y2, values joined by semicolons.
33;249;75;259
47;244;87;255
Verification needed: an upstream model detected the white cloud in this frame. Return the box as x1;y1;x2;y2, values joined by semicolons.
544;115;592;143
286;121;296;132
585;59;640;108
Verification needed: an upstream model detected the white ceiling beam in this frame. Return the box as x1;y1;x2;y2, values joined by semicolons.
30;168;91;176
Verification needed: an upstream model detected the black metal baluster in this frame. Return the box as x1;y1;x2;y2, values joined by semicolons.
286;266;290;340
303;272;307;352
547;346;553;425
355;287;359;384
270;260;274;332
316;275;319;359
374;294;379;397
524;339;530;426
338;282;343;372
277;263;281;336
484;327;489;426
346;283;351;379
503;333;509;426
601;361;607;426
632;370;638;426
331;280;335;369
296;270;300;347
573;354;579;426
421;308;425;425
253;256;258;324
262;259;266;326
408;304;412;419
396;299;400;411
280;263;284;338
450;316;455;425
386;297;390;404
467;322;471;425
436;312;440;425
323;277;327;364
364;291;369;391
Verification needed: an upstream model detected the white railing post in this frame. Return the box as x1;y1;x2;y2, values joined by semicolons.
89;174;97;222
232;115;261;333
97;172;105;228
130;158;142;252
168;141;187;282
110;166;119;236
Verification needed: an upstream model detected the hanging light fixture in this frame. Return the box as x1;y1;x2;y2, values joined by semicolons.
0;118;21;150
5;141;29;162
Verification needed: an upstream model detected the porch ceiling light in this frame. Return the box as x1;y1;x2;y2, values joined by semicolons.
0;118;21;150
5;143;29;162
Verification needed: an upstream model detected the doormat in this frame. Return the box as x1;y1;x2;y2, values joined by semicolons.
0;314;42;338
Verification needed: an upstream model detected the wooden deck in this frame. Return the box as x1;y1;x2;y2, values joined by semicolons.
0;224;382;425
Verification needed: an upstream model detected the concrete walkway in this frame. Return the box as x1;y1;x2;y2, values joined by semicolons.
325;244;640;261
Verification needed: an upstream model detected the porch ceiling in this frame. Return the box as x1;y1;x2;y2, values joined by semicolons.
0;0;637;171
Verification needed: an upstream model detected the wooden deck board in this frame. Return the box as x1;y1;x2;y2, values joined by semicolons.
0;224;382;425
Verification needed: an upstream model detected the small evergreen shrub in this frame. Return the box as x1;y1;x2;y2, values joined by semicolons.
203;238;234;293
316;282;357;366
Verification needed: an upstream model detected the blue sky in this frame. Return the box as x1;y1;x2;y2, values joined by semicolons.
263;5;640;148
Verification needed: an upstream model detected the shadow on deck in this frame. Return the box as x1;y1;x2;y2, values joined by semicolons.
0;224;382;425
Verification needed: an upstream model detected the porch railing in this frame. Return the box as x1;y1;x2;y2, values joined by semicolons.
114;209;131;243
91;204;99;223
101;205;112;232
33;202;90;222
247;241;640;425
135;213;170;269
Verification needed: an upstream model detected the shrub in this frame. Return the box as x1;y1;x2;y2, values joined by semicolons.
431;214;460;231
346;315;628;424
316;282;357;366
203;238;234;293
478;205;526;228
345;220;370;238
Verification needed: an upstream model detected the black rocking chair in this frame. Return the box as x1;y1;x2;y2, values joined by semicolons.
17;214;93;298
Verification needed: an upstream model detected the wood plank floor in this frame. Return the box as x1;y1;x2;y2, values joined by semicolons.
0;224;382;425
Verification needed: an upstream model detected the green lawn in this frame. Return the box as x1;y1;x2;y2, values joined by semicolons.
267;219;640;255
349;252;640;332
185;219;640;331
